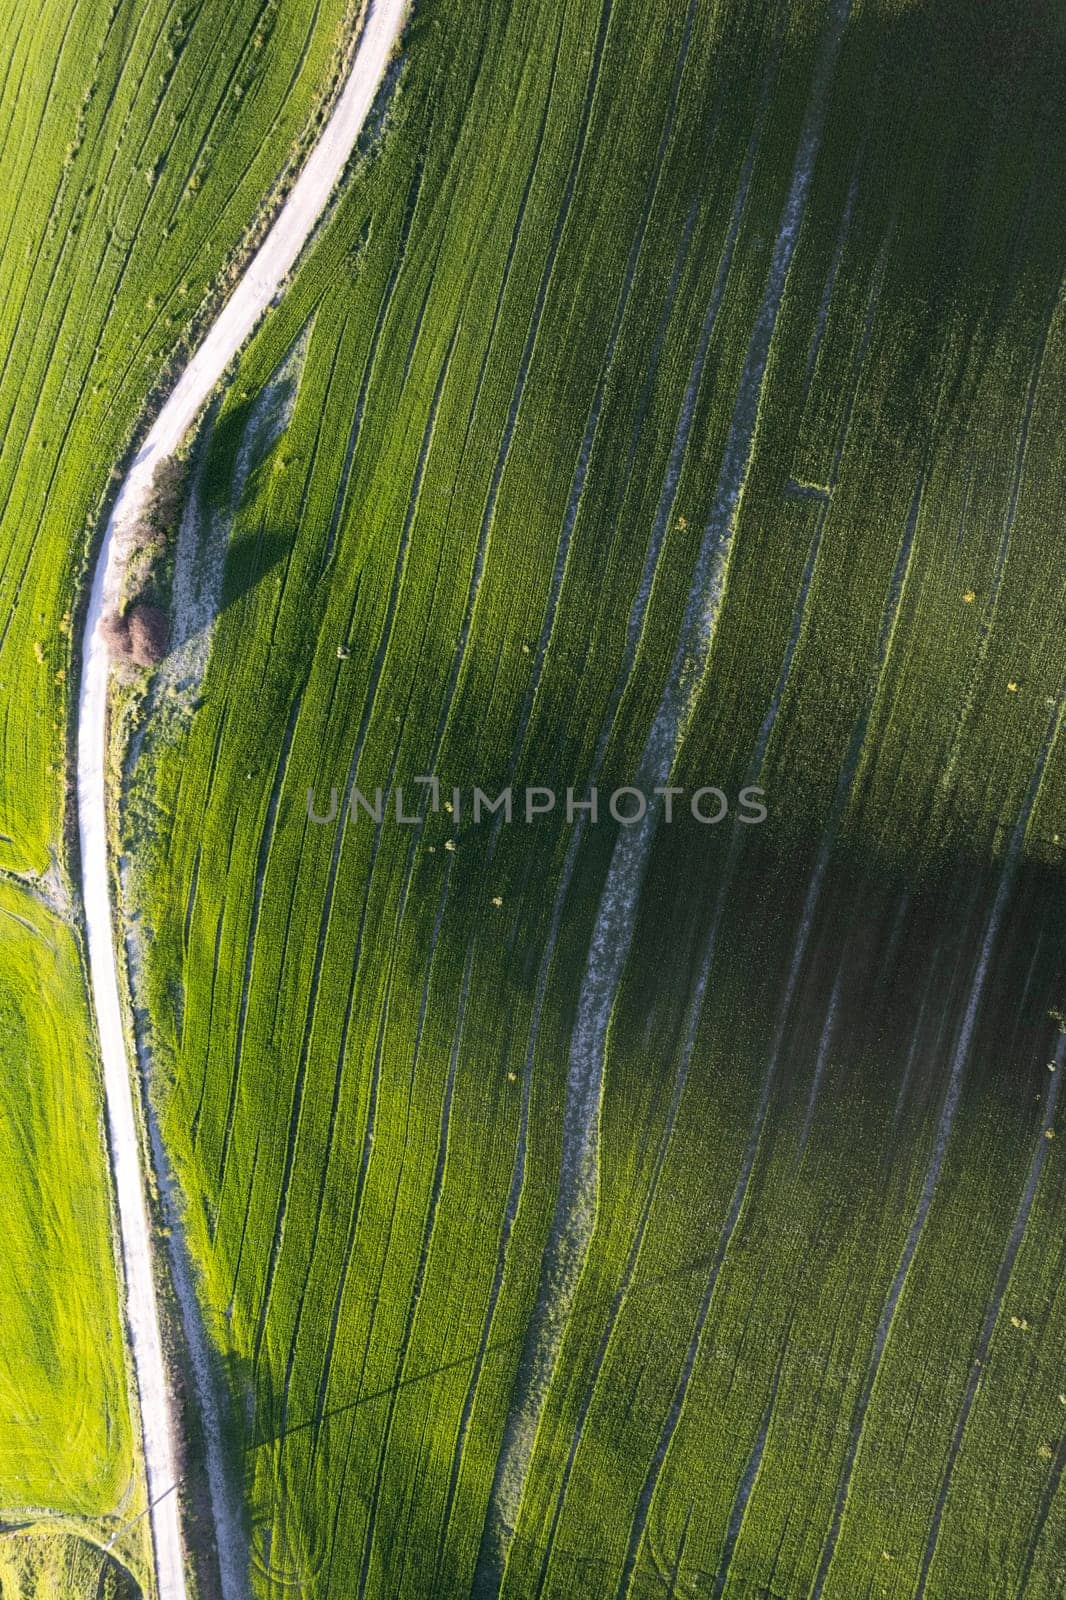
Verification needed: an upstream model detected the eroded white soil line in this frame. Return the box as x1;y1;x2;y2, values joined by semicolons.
473;1;853;1589
76;5;408;1596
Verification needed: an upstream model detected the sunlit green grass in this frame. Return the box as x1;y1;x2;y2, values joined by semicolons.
0;882;134;1522
0;0;360;1555
0;0;355;873
123;0;1066;1595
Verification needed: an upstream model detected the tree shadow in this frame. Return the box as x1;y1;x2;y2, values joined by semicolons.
220;526;294;613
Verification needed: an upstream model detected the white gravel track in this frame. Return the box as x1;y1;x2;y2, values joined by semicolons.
76;4;408;1595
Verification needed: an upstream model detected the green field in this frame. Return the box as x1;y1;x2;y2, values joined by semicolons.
0;0;1063;1593
0;1526;140;1600
0;0;357;874
0;880;136;1542
118;0;1066;1596
0;0;368;1572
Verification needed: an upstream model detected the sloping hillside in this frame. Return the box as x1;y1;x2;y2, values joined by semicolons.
122;0;1066;1595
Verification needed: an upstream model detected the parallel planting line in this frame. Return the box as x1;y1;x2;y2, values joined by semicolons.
890;872;987;1137
439;10;726;1580
1017;1408;1066;1596
160;2;290;231
434;815;581;1576
307;849;454;1459
276;632;451;1449
321;155;427;568
437;2;567;533
808;686;1065;1600
796;962;842;1157
344;21;677;1550
508;0;700;760
713;1336;790;1595
473;5;853;1590
250;315;459;1371
355;942;474;1598
890;943;940;1127
934;285;1059;810
0;0;190;458
913;1031;1066;1599
432;0;615;766
800;147;863;400
209;690;303;1178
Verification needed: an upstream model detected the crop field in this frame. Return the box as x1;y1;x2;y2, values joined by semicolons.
0;0;1058;1592
112;0;1066;1595
0;1526;141;1600
0;879;136;1541
0;0;358;875
0;0;377;1567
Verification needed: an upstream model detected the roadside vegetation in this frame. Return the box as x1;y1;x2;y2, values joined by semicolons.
103;456;188;666
124;0;1066;1596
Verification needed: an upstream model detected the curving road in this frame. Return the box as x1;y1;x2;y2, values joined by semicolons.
76;3;409;1596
